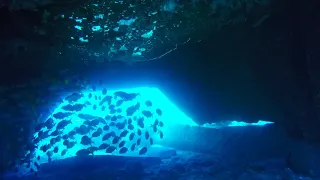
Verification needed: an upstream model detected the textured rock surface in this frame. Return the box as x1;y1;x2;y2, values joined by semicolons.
4;149;316;180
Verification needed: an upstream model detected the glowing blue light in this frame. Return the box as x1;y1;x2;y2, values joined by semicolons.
19;87;196;175
228;120;274;127
202;120;274;129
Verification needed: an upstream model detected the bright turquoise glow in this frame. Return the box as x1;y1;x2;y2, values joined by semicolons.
20;87;196;174
18;86;274;176
228;120;273;127
202;120;274;128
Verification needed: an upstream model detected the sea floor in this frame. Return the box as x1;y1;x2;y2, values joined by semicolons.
4;145;314;180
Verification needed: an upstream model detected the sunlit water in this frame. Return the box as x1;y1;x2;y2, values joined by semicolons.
13;86;288;180
18;87;198;175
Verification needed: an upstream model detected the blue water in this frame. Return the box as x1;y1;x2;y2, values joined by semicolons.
3;84;315;180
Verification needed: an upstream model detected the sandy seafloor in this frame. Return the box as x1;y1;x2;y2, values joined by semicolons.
4;146;315;180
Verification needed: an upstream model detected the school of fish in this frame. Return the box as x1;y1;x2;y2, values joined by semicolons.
19;87;165;174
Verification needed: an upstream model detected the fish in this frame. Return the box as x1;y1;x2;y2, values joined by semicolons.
101;106;106;111
116;99;124;106
150;138;154;145
44;118;54;129
156;108;162;116
153;119;159;126
88;93;92;99
55;136;62;142
61;104;86;112
119;130;129;138
130;143;136;151
97;117;107;124
105;115;111;121
37;130;44;138
99;96;112;106
159;131;163;139
50;129;60;136
142;110;153;118
43;129;51;137
118;141;126;148
110;109;116;114
136;138;141;145
85;101;92;105
111;115;117;121
87;146;99;155
137;117;144;128
112;136;121;144
114;91;139;101
33;137;41;144
56;120;71;130
65;92;83;103
137;129;142;136
103;125;110;131
102;88;107;95
139;147;148;155
75;125;91;135
40;144;50;152
53;112;72;119
93;105;97;110
99;143;109;149
61;149;67;156
68;130;76;137
145;100;152;107
78;113;97;120
128;124;134;130
152;124;158;133
109;104;115;110
116;115;125;119
92;128;102;137
80;136;91;145
145;131;150;140
63;140;69;146
106;146;117;153
116;121;126;130
129;132;135;141
126;103;140;116
76;149;91;156
84;119;100;127
119;147;128;154
159;121;164;127
135;102;141;109
53;146;59;153
102;132;116;141
67;141;76;149
62;134;69;140
128;118;132;124
63;140;76;149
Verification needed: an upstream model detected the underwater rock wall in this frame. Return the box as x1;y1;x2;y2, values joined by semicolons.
0;0;273;65
156;124;293;162
7;123;320;180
